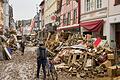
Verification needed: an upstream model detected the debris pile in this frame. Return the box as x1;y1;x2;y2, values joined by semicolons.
0;32;20;60
45;31;120;78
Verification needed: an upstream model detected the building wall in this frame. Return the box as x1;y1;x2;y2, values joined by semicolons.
0;0;4;34
3;1;9;30
81;0;108;21
60;0;78;27
109;0;120;16
108;0;120;48
81;0;109;38
39;1;45;29
44;0;57;25
109;1;120;24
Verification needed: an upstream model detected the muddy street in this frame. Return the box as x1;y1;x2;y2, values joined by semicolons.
0;47;80;80
0;47;37;80
0;47;120;80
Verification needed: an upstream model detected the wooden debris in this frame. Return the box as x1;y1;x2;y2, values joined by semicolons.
44;31;117;79
107;53;114;60
107;65;120;77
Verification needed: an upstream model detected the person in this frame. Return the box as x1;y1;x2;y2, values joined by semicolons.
36;41;47;80
20;41;25;55
20;36;26;55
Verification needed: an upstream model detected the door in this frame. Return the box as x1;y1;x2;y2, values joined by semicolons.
115;23;120;49
116;32;120;49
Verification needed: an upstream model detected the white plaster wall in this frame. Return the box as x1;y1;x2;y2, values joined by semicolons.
103;18;116;48
109;0;120;16
103;18;110;44
81;0;108;22
81;0;85;14
109;14;120;24
102;0;108;8
110;24;116;48
108;1;120;48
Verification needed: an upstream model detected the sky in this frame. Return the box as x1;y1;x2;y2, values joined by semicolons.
9;0;42;20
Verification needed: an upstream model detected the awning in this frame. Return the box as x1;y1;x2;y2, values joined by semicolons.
57;24;79;30
80;20;104;32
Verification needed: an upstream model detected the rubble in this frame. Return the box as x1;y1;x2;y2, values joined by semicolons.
0;29;119;79
44;31;120;79
0;32;20;60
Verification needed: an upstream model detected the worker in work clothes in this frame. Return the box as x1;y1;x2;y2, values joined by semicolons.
20;41;25;55
36;41;47;80
20;36;26;55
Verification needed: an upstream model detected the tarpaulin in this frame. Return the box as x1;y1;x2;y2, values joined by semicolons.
80;20;104;32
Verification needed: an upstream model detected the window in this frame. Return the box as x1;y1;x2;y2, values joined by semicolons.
66;0;70;5
73;9;77;24
63;14;67;25
85;0;102;12
96;0;102;9
115;0;120;5
86;0;91;11
67;12;71;25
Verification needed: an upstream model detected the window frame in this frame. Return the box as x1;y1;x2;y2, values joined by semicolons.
86;0;91;11
73;9;77;24
63;14;67;26
67;12;71;25
96;0;102;9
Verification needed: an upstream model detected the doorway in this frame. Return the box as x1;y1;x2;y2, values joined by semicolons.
115;23;120;49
